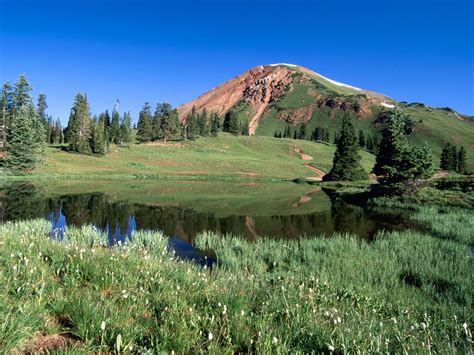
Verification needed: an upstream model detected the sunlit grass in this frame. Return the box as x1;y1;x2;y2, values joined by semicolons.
1;202;472;352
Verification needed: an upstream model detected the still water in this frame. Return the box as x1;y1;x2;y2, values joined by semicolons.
0;180;414;241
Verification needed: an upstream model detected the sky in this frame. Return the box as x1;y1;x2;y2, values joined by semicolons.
0;0;473;123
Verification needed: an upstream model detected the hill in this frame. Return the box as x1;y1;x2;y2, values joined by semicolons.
178;64;474;170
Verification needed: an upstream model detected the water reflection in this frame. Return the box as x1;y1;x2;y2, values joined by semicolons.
0;181;412;243
48;207;215;267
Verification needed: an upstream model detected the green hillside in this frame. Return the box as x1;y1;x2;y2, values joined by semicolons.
27;133;375;180
250;67;474;170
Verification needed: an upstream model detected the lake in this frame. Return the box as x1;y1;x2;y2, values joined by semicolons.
0;180;413;244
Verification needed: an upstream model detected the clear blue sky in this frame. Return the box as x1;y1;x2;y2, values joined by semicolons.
1;0;473;123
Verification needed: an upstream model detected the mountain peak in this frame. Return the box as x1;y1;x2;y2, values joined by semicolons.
178;64;393;134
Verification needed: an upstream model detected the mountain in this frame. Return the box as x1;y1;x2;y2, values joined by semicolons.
178;64;474;170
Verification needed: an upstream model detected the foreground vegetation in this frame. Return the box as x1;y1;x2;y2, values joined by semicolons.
1;197;472;353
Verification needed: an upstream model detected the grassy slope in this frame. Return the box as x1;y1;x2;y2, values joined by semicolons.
255;76;474;170
30;134;375;180
0;199;472;353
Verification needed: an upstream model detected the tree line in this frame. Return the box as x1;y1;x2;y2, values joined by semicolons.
440;143;467;174
324;110;439;193
274;123;380;153
66;94;132;155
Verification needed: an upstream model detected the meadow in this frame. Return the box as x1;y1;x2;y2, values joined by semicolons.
0;196;472;353
23;134;375;181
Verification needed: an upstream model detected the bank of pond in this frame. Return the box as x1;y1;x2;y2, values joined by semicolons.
0;180;472;353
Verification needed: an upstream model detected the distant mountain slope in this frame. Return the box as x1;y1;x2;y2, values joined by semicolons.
178;64;474;170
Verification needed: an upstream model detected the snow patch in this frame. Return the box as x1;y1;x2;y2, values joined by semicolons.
315;72;362;91
269;63;298;67
381;102;395;109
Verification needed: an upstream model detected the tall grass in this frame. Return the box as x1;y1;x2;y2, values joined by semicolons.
0;212;472;353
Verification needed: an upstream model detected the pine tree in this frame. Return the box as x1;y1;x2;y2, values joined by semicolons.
90;116;107;155
65;93;92;154
366;135;374;152
0;83;12;150
210;113;220;137
50;118;63;144
4;75;44;171
457;146;467;174
449;144;458;171
4;103;41;171
160;108;172;142
136;102;153;143
120;112;132;145
358;129;365;148
186;107;199;140
283;124;291;138
110;109;121;144
440;143;452;170
198;109;209;136
374;110;434;190
223;110;240;134
323;114;366;181
298;123;307;140
36;94;50;142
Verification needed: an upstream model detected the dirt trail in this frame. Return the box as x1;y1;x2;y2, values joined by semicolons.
249;101;269;135
303;164;326;181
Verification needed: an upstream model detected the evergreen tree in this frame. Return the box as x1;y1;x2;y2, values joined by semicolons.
36;94;50;142
210;113;220;137
180;121;187;141
50;118;63;144
223;109;240;134
0;82;12;135
120;112;132;145
358;129;365;148
457;146;467;174
374;110;434;190
90;116;107;155
110;109;121;144
4;103;41;171
440;143;452;170
136;102;153;143
323;114;366;181
104;109;111;128
333;132;340;145
198;109;209;136
324;128;330;143
283;124;291;138
366;135;374;152
4;75;44;171
298;123;307;140
186;107;199;140
160;107;173;142
65;93;92;154
293;130;298;139
449;144;458;171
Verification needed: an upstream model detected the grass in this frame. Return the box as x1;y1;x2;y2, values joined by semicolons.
0;200;472;353
5;133;375;180
254;72;474;171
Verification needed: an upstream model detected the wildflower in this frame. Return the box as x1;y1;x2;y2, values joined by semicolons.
101;321;106;331
241;310;245;316
328;345;335;351
208;332;213;341
463;323;468;330
272;337;278;345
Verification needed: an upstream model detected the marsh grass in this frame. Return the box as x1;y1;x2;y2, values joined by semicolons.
1;207;472;353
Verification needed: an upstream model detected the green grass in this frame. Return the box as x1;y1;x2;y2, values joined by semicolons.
10;133;374;180
0;199;472;353
253;72;474;171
